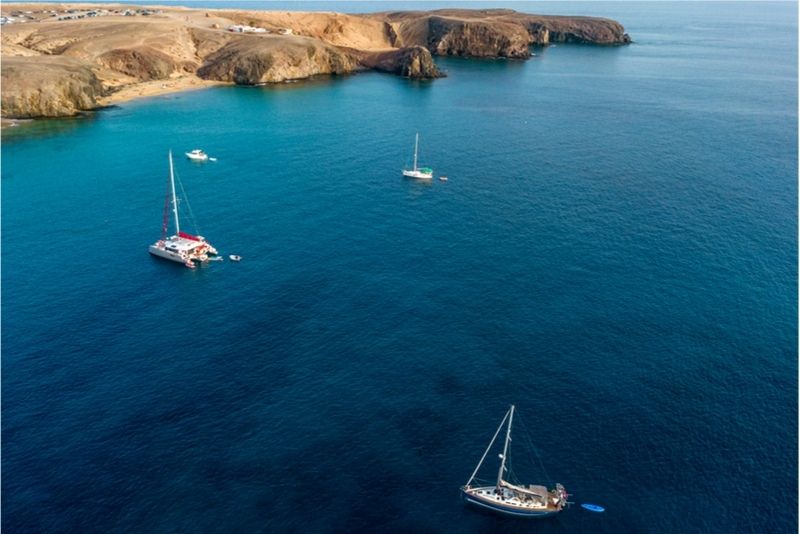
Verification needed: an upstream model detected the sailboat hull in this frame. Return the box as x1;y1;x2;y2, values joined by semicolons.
461;488;562;518
402;169;433;179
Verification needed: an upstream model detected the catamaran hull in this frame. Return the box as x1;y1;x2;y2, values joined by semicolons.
149;245;190;264
461;490;561;518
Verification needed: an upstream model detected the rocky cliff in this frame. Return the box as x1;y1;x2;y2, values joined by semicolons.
527;16;631;45
97;46;186;81
378;9;631;58
356;46;443;79
194;31;359;84
0;5;630;119
1;56;104;118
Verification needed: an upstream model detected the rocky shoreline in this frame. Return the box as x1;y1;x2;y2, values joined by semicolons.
0;5;630;119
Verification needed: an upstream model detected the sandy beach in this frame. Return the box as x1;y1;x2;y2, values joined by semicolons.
96;75;228;107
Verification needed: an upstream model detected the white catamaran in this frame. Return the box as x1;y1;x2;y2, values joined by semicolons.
461;405;569;518
402;133;433;179
149;150;218;269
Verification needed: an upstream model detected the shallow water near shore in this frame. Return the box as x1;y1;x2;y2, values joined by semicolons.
2;2;797;532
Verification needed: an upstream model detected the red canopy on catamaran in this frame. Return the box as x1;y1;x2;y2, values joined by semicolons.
178;231;202;241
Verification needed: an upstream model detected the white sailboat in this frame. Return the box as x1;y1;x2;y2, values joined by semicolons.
149;150;218;269
402;133;433;179
461;405;569;518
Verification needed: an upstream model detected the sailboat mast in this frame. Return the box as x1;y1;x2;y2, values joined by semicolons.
497;405;514;486
413;133;419;171
169;150;180;235
465;407;511;486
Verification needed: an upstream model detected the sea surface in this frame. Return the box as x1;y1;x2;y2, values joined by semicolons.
2;2;797;532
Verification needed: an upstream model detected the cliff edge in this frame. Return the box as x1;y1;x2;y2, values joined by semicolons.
0;5;630;118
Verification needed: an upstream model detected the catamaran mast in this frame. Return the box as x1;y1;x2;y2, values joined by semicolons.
413;133;419;171
169;150;180;235
497;404;514;486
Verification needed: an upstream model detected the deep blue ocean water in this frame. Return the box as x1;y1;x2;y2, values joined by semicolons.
2;2;797;532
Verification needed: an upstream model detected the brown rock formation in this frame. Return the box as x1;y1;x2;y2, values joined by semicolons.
195;32;358;84
97;46;185;81
1;55;104;118
526;16;632;45
430;18;529;57
376;9;631;58
357;46;443;79
0;4;630;119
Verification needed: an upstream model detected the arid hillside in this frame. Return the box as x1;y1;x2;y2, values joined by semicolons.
0;4;630;118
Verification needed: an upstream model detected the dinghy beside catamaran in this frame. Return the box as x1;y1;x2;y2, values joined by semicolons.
461;405;569;518
149;151;218;269
402;133;433;179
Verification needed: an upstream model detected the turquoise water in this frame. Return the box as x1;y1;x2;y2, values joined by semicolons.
3;2;797;532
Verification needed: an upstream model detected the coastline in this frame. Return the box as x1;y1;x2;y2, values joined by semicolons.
2;2;797;532
0;75;228;129
1;3;630;121
96;75;230;107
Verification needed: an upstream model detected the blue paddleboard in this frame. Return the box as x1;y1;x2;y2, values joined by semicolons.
581;504;605;513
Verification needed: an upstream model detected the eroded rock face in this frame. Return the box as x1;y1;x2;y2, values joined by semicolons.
427;17;531;58
97;47;185;81
379;9;630;57
1;56;104;118
527;17;631;45
359;45;443;79
397;46;443;78
196;36;358;84
0;7;631;118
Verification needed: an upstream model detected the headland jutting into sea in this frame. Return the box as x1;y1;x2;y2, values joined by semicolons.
0;3;630;120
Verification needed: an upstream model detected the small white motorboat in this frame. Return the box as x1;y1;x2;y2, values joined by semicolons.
439;176;448;181
186;149;209;161
229;255;241;262
207;256;224;262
